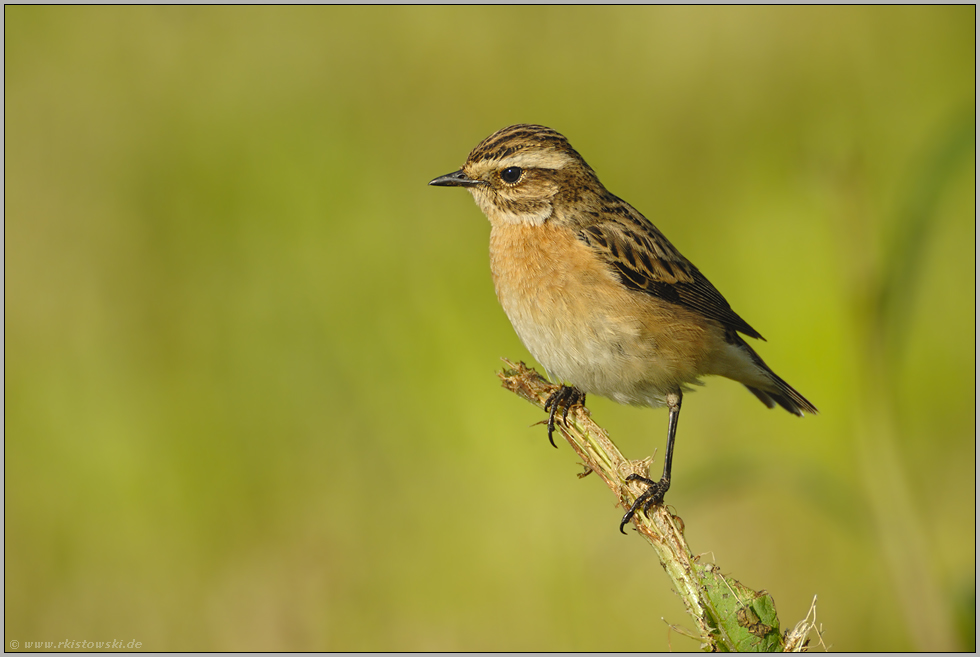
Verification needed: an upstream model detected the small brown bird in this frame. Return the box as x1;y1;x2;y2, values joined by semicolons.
429;124;816;532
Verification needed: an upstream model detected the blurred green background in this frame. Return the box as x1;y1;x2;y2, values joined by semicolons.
5;6;975;651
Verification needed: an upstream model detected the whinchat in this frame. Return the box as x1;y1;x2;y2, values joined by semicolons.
429;124;817;532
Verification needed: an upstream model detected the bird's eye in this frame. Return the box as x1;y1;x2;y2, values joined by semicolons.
500;167;523;184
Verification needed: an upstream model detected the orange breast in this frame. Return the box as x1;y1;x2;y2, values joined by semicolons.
487;222;720;404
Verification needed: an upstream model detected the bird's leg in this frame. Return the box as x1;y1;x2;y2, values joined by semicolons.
543;385;586;448
620;391;683;533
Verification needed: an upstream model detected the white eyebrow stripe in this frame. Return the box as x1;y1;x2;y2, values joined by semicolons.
497;150;575;170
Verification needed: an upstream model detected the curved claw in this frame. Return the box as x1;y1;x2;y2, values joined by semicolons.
543;385;585;449
543;395;561;448
619;474;669;534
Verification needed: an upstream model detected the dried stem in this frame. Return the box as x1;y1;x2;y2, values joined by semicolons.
498;359;824;652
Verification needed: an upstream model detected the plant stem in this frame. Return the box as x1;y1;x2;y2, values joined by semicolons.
498;358;824;652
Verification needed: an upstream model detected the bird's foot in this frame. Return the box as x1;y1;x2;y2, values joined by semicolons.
619;474;670;534
542;385;585;448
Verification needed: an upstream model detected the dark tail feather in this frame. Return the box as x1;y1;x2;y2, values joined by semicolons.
745;384;816;417
732;334;818;417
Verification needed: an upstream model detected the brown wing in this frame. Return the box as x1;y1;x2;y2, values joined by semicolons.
577;198;764;341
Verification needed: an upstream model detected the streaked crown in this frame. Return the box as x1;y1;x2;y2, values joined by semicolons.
467;124;579;165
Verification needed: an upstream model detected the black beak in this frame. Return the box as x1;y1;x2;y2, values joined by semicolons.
428;169;483;188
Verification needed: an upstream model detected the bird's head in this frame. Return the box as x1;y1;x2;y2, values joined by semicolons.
429;124;603;227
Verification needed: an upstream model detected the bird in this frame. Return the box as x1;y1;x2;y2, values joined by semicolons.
429;124;817;533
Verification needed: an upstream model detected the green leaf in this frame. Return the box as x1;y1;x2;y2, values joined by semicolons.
698;564;784;652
